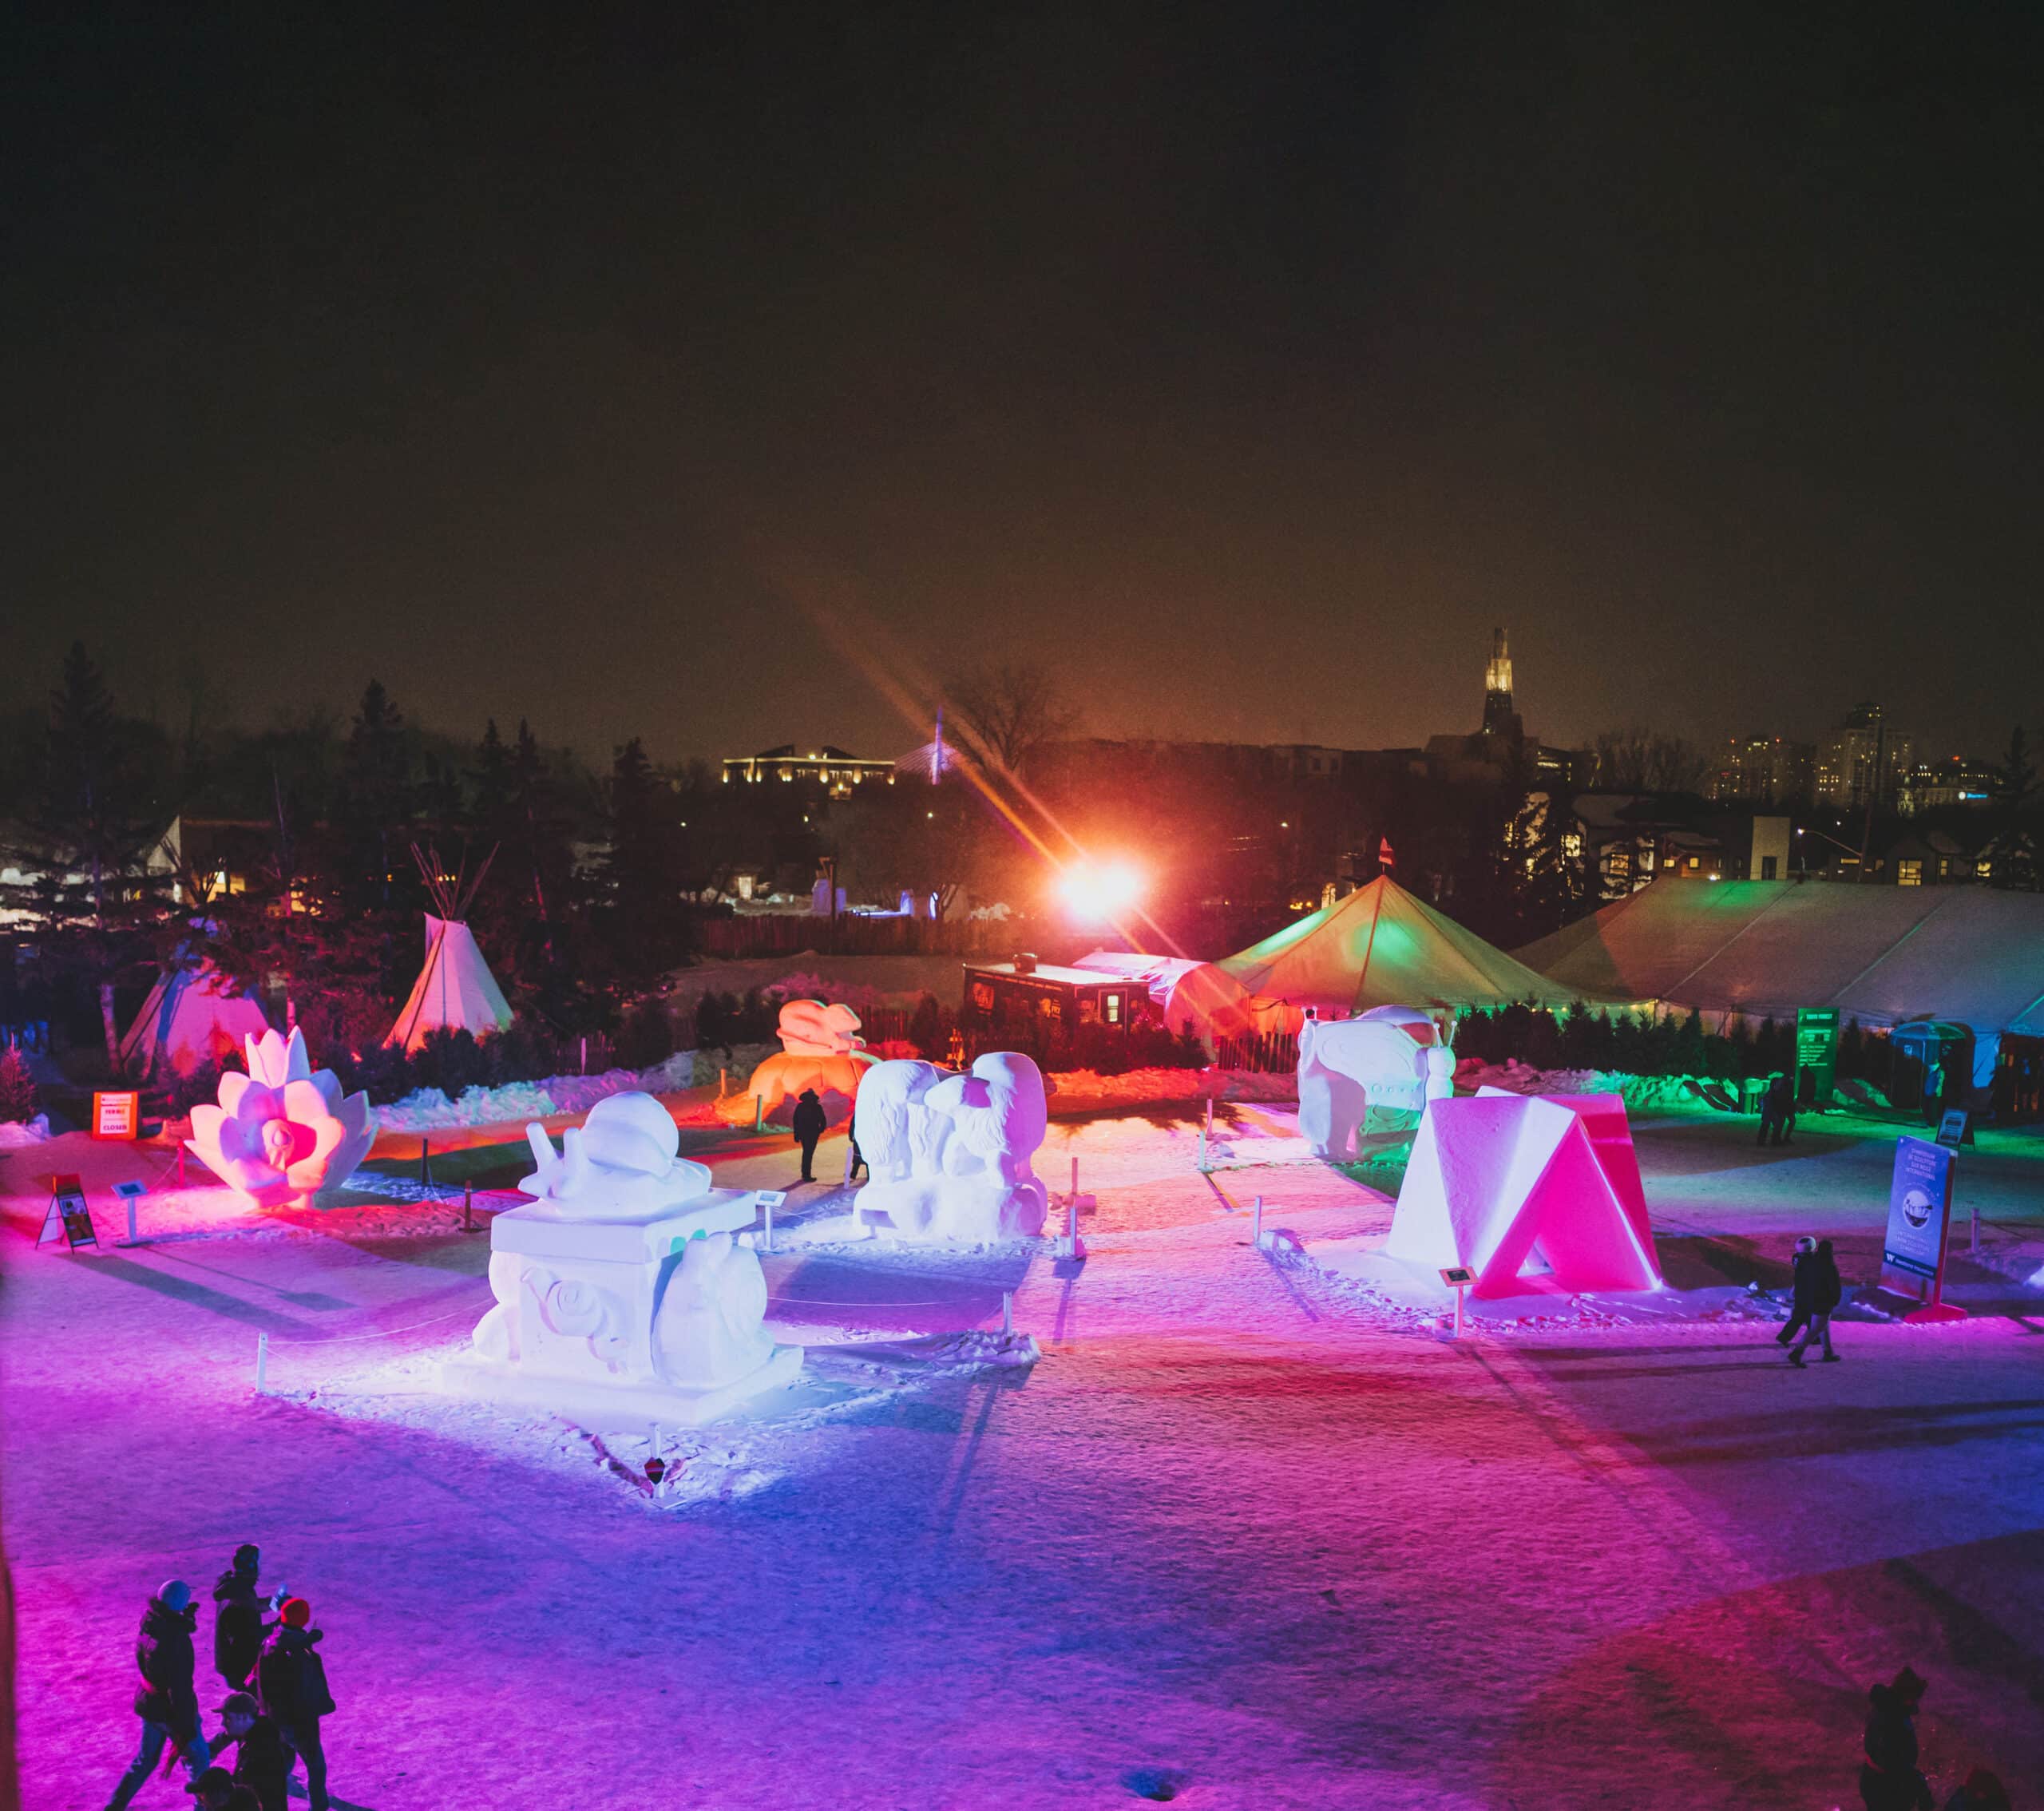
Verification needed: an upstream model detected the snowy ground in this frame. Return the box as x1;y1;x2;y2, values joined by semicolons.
5;1096;2042;1809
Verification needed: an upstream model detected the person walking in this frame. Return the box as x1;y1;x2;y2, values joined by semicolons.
1776;1235;1817;1346
256;1598;335;1811
1756;1073;1783;1147
1859;1666;1934;1810
1789;1238;1843;1365
104;1580;213;1808
847;1131;868;1182
211;1544;268;1691
791;1088;826;1184
207;1689;291;1811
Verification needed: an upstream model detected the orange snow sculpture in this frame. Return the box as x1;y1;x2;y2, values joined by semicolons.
1383;1091;1660;1298
185;1028;378;1210
715;999;877;1127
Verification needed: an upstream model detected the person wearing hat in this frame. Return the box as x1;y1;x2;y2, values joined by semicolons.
1944;1769;2010;1811
184;1766;236;1809
1777;1235;1818;1347
1860;1666;1934;1811
206;1689;290;1811
792;1088;827;1183
104;1580;213;1808
256;1597;335;1811
211;1544;272;1691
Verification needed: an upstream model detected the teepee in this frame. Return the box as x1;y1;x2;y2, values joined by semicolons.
121;958;270;1079
385;845;514;1054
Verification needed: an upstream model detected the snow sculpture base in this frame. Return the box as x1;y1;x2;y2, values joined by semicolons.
441;1190;802;1428
852;1174;1048;1244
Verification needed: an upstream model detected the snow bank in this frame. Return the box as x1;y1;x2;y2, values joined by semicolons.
1452;1061;1725;1113
0;1113;51;1147
372;1046;774;1132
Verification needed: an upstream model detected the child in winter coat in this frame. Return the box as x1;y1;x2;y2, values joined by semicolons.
256;1599;336;1811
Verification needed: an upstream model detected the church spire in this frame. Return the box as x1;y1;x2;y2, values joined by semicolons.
1482;627;1515;734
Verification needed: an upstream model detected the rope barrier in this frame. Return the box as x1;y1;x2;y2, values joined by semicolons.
265;1303;481;1346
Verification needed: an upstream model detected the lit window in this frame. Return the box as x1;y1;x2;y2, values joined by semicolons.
1896;859;1923;887
1103;993;1122;1025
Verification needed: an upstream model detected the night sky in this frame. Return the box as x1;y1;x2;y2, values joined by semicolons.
7;3;2041;765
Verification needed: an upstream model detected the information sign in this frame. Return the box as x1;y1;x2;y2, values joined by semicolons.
92;1091;141;1139
1438;1267;1476;1286
38;1174;98;1250
1794;1008;1840;1106
1881;1136;1954;1289
1935;1109;1971;1150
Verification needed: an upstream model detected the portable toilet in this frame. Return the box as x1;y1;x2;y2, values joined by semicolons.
1887;1020;1974;1120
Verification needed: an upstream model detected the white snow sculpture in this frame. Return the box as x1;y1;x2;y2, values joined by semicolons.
443;1092;800;1425
1383;1091;1662;1298
185;1028;377;1210
1297;1008;1456;1159
715;998;875;1127
851;1052;1049;1242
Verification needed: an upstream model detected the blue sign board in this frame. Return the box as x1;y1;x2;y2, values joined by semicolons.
1883;1136;1954;1285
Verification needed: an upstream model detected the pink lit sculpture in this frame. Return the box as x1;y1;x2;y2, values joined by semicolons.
715;998;877;1127
1383;1091;1661;1298
185;1028;378;1209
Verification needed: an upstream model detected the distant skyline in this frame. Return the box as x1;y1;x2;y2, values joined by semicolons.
8;5;2041;765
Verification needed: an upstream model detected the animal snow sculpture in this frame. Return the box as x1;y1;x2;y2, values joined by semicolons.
851;1052;1049;1242
450;1092;799;1425
185;1028;377;1209
1297;1008;1456;1159
1383;1091;1662;1298
715;997;877;1127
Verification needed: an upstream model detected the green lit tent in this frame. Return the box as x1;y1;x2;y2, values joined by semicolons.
1218;876;1595;1020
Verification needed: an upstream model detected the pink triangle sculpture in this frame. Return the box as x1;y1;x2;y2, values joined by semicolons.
1384;1092;1662;1298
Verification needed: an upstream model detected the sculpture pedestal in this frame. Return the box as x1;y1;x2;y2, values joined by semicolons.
441;1187;802;1429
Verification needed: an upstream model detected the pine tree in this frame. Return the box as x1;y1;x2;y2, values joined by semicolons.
0;1044;38;1123
596;739;687;997
329;680;416;914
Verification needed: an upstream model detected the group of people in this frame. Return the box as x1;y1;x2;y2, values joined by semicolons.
1856;1666;2009;1810
1777;1233;1844;1364
105;1543;335;1811
1757;1070;1800;1146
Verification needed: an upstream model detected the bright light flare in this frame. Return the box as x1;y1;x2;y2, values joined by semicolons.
1056;858;1144;924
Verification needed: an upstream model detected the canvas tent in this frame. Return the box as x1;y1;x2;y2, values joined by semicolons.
385;846;514;1053
1219;875;1593;1021
1069;951;1285;1050
1515;878;2044;1091
120;961;268;1078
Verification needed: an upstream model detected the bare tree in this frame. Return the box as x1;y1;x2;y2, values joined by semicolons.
945;662;1080;776
1589;727;1706;794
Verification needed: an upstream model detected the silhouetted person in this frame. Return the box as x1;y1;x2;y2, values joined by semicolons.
208;1689;290;1811
105;1580;212;1807
1943;1769;2010;1811
1776;1235;1816;1346
256;1598;335;1811
1759;1073;1794;1146
1789;1238;1843;1365
212;1544;267;1691
791;1088;826;1183
1859;1666;1933;1810
848;1132;868;1181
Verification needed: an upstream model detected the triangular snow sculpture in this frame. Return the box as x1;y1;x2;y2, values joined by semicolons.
384;844;514;1053
1384;1093;1662;1298
120;960;269;1078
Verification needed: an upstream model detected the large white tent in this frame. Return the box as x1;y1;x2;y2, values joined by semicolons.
1220;876;1595;1022
1515;877;2044;1087
1070;951;1286;1051
119;961;269;1078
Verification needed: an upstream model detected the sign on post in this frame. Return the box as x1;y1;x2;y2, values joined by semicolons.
1881;1135;1966;1321
92;1091;141;1140
38;1174;99;1250
1935;1108;1972;1150
1794;1008;1840;1108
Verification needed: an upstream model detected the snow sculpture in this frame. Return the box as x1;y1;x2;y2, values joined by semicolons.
715;998;877;1127
1383;1091;1661;1298
185;1028;377;1209
445;1092;800;1425
1297;1008;1456;1159
851;1052;1048;1242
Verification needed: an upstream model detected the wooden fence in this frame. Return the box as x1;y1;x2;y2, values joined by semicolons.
1213;1030;1299;1074
693;915;1027;960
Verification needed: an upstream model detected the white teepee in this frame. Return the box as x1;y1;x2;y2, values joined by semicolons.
384;846;514;1053
121;960;270;1078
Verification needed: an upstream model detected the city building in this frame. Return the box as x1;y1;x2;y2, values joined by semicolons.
1815;703;1913;810
720;745;897;796
1705;735;1814;806
1896;757;1998;816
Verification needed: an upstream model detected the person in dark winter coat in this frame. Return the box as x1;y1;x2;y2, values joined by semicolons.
184;1765;237;1809
791;1088;826;1183
1758;1073;1792;1146
256;1599;335;1811
1777;1235;1818;1345
1789;1238;1844;1365
105;1581;214;1808
211;1544;268;1690
1860;1666;1934;1810
206;1690;291;1811
1943;1769;2010;1811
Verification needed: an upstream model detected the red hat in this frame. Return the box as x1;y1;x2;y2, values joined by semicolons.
279;1597;311;1628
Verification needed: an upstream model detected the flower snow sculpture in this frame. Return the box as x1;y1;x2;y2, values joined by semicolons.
186;1028;378;1209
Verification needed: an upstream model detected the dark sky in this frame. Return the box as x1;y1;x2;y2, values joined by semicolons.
7;2;2041;765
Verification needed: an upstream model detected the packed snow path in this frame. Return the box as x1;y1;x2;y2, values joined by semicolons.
4;1108;2041;1808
